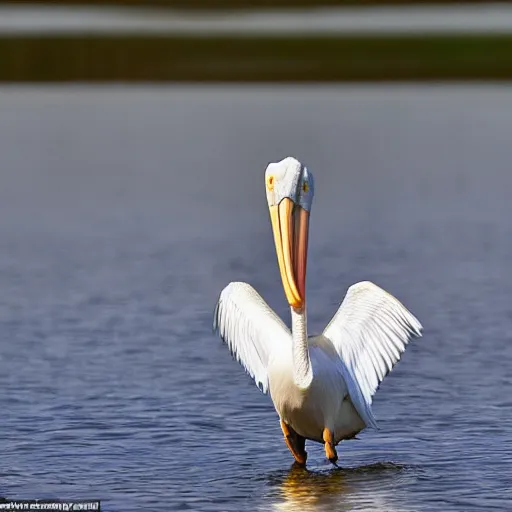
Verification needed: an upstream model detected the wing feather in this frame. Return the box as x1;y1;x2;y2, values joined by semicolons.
323;281;422;428
213;282;291;394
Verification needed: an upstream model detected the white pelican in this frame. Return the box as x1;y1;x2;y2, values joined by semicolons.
214;157;422;466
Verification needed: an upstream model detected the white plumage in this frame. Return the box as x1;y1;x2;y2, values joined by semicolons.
213;157;423;465
214;281;291;394
214;280;422;434
322;281;423;430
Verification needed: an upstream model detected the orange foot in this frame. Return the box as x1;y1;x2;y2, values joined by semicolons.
280;419;307;466
323;428;338;464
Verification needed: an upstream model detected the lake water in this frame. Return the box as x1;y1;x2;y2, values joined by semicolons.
1;84;511;511
3;4;512;34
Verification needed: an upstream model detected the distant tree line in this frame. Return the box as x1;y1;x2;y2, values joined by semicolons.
2;32;512;82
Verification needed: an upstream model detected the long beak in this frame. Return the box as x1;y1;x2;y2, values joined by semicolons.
269;198;309;310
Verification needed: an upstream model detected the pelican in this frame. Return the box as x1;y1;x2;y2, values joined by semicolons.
213;157;422;466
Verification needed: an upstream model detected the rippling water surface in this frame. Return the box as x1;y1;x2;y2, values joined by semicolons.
1;85;512;511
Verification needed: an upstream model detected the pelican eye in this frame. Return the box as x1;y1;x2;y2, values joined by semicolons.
267;175;275;191
302;181;309;193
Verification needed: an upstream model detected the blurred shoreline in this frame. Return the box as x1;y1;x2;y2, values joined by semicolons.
2;3;512;82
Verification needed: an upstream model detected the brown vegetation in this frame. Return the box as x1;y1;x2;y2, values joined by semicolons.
1;34;511;82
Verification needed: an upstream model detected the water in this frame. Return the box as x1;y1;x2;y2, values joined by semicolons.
1;84;511;511
4;4;512;35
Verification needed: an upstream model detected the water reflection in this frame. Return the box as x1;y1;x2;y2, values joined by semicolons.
269;462;416;512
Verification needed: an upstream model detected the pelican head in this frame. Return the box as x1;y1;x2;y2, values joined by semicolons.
265;157;314;310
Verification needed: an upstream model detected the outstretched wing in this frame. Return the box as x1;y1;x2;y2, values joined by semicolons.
213;281;291;394
323;281;422;428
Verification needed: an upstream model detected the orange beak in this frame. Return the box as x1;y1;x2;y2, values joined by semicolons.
269;198;310;310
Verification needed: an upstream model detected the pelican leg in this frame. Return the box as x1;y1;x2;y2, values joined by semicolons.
280;419;307;466
322;428;338;464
